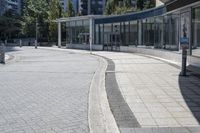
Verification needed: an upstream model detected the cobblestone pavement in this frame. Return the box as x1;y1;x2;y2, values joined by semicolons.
0;47;99;133
94;51;200;133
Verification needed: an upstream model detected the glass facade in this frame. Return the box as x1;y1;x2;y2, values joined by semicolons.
192;6;200;57
66;19;90;44
61;2;200;57
163;14;179;51
94;4;200;56
129;21;138;46
142;18;155;46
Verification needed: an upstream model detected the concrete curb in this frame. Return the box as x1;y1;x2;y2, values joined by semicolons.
39;46;91;54
38;47;120;133
0;54;15;65
5;54;15;63
88;54;120;133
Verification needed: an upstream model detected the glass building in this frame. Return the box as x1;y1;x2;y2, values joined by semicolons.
56;0;200;65
79;0;106;15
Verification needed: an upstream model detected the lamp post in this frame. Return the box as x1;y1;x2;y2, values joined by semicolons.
35;17;38;49
0;43;5;64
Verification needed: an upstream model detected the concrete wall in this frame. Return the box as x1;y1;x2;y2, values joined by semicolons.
66;44;103;51
120;46;200;71
120;46;182;65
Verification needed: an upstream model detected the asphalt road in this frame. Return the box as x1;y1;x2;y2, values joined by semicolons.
0;47;99;133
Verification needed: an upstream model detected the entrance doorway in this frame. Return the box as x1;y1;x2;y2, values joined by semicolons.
103;33;121;51
79;33;90;44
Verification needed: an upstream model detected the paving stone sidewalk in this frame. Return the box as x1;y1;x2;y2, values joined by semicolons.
94;51;200;133
0;47;99;133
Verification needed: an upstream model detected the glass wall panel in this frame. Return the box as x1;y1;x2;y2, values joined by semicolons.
124;22;130;46
130;21;138;46
142;18;154;46
103;23;112;46
99;24;104;45
171;14;179;50
76;20;83;44
119;22;125;46
112;23;121;47
154;17;163;49
95;24;99;44
66;22;71;44
69;21;76;44
65;19;90;45
83;20;89;33
192;6;200;57
163;14;179;51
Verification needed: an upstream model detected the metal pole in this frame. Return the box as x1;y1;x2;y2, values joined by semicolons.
35;40;37;49
35;18;38;49
19;39;22;48
58;22;61;48
181;48;187;76
0;43;5;64
5;40;7;46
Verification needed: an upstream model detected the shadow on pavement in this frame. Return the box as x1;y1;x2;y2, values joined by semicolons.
179;73;200;124
5;47;21;53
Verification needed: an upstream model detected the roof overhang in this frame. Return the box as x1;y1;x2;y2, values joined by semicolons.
160;0;177;4
54;15;105;23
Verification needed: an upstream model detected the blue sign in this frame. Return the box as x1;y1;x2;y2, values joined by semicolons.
180;37;189;45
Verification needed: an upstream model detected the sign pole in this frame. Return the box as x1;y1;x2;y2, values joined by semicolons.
181;47;187;76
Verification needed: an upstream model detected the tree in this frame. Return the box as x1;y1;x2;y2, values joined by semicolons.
105;0;133;15
124;0;131;7
104;0;118;15
48;0;62;40
23;0;49;38
23;0;67;43
67;0;75;17
147;0;155;8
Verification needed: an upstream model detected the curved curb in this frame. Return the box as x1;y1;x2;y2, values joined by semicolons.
5;54;16;64
0;54;15;65
34;47;120;132
88;54;120;133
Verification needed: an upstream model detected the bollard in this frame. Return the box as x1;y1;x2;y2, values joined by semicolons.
34;40;37;49
19;39;22;48
0;43;5;64
180;48;187;76
5;40;7;46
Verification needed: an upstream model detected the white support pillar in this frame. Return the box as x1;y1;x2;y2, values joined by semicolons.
138;20;142;46
89;18;94;53
19;39;22;48
58;22;61;48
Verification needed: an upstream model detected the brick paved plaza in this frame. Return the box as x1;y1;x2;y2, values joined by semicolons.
1;47;200;133
0;47;99;133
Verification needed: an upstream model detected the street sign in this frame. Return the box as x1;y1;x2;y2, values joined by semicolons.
180;37;189;49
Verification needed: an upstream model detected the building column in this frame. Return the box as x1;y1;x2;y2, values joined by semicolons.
89;18;94;52
58;22;61;48
138;20;142;45
161;17;164;48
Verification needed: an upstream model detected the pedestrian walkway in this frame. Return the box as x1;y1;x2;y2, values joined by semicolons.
94;51;200;133
0;47;99;133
